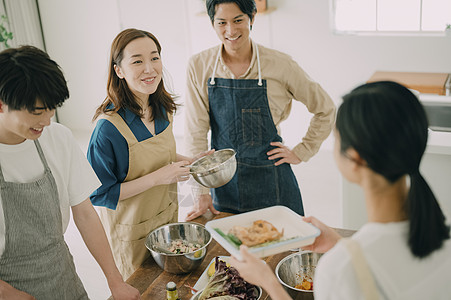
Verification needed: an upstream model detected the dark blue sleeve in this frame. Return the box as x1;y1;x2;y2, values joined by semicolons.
87;119;129;210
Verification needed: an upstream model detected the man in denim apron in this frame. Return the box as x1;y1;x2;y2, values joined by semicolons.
185;0;335;219
207;55;303;214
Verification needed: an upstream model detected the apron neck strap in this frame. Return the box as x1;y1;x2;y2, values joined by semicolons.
210;41;262;86
209;46;222;85
341;238;380;300
255;42;262;86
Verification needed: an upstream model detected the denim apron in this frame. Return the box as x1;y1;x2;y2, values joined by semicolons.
207;44;304;215
0;140;88;300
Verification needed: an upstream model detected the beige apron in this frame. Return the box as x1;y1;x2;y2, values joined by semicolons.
342;238;380;300
98;113;178;279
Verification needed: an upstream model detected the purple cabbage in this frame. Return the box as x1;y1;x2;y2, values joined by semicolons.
199;257;259;300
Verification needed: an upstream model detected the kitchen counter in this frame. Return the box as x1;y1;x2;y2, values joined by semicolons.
421;94;451;155
112;211;354;300
427;130;451;155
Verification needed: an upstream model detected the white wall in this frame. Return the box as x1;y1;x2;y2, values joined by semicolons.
38;0;451;229
38;0;122;134
37;0;451;141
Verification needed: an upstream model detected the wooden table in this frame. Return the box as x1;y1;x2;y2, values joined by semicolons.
114;212;354;300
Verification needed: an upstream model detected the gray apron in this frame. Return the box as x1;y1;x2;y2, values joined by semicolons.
0;140;88;300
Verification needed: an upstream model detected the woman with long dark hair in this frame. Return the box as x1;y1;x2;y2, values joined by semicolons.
230;81;451;299
87;28;210;279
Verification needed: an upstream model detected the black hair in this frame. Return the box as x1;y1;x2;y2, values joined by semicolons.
336;81;449;258
206;0;257;24
0;45;69;111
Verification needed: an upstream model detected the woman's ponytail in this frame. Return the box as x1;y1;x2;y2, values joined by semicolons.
407;171;450;258
337;81;450;259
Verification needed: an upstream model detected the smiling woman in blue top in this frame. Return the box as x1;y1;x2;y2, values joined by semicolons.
87;28;210;279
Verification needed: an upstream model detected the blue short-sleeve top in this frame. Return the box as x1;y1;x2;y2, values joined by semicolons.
87;107;169;210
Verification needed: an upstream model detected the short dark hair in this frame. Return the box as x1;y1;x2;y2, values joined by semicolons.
206;0;257;24
336;81;450;258
0;45;69;111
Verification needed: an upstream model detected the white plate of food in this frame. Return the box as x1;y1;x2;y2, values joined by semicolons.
191;256;262;299
205;206;320;261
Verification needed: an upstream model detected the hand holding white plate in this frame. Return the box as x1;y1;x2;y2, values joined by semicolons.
205;206;320;261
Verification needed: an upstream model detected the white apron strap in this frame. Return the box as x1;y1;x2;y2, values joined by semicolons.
341;238;380;300
254;40;262;86
209;46;222;85
209;41;262;86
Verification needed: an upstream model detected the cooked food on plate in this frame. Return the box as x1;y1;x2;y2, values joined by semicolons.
167;239;202;254
199;257;259;300
227;220;284;247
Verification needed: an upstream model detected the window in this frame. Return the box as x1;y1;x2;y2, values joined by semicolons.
332;0;451;34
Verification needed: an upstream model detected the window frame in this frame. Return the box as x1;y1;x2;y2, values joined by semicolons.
329;0;451;37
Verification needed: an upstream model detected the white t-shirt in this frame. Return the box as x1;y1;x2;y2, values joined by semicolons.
0;122;101;257
314;221;451;300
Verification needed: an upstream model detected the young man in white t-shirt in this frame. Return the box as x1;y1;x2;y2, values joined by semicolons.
0;46;140;300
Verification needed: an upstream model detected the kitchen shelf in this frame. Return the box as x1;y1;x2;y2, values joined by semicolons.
367;71;450;95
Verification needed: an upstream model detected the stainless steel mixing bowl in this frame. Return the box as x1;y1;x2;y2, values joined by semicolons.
275;251;323;299
190;148;237;188
145;222;212;274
